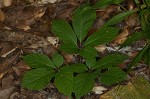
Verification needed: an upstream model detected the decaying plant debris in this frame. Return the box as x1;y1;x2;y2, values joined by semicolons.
0;0;150;99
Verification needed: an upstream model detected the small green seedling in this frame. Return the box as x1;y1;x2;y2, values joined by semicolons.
21;1;133;98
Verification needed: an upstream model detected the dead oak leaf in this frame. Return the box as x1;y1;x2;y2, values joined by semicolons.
112;28;129;46
5;6;46;31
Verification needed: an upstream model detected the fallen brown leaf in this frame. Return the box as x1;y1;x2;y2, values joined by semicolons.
112;28;129;46
63;53;75;63
96;5;120;20
12;61;30;77
0;87;15;99
9;92;20;99
2;74;14;89
42;45;56;57
5;6;46;30
125;14;140;27
0;9;5;22
57;7;75;20
0;52;20;78
0;42;13;57
93;18;105;30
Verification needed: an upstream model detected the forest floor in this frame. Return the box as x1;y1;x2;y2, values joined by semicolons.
0;0;150;99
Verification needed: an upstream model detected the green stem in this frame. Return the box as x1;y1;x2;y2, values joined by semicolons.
118;4;128;11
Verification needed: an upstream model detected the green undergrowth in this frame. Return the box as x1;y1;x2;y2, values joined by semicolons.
21;0;150;98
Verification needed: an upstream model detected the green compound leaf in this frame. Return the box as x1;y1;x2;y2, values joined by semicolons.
73;4;96;42
71;63;88;73
79;46;97;59
86;58;96;69
104;10;136;27
52;52;64;68
94;0;124;8
51;20;77;46
94;0;113;8
54;66;74;97
21;68;55;90
120;32;144;49
23;53;55;69
73;73;96;99
84;27;119;47
100;67;126;86
93;54;127;69
60;42;79;54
